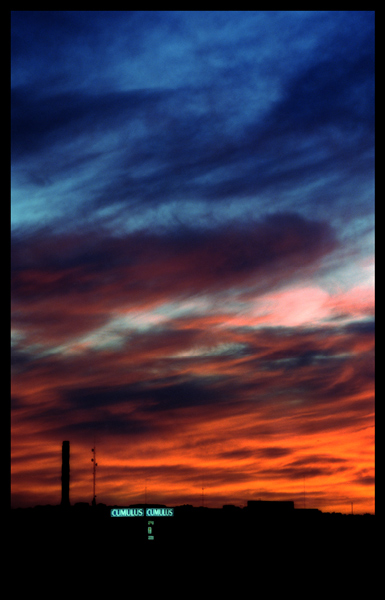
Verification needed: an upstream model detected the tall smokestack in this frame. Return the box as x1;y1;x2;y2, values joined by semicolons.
61;441;70;507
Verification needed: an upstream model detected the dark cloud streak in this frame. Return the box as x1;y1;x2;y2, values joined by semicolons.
12;213;337;300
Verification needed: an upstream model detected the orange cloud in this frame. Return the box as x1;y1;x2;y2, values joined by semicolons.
11;220;374;513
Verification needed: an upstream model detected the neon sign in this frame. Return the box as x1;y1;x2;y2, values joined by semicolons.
111;508;144;517
146;508;174;517
111;507;174;517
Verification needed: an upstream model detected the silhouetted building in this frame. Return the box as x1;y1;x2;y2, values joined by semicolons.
247;500;294;514
61;441;70;507
295;508;321;519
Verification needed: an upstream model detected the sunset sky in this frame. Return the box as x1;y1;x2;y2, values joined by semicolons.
11;11;374;513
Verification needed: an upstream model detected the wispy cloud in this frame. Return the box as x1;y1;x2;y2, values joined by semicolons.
11;11;374;513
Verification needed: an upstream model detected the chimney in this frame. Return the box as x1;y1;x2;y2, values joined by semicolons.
61;441;70;507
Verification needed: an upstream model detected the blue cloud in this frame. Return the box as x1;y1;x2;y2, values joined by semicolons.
11;11;374;235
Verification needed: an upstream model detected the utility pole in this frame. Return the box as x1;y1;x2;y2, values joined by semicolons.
91;444;98;507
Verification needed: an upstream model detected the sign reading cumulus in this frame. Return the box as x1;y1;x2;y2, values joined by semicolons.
111;507;174;517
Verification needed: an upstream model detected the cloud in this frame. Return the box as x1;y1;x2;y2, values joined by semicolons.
63;379;224;413
11;217;370;385
11;213;338;346
11;12;374;237
11;86;165;162
11;309;374;509
11;11;374;513
12;309;374;439
257;447;293;459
